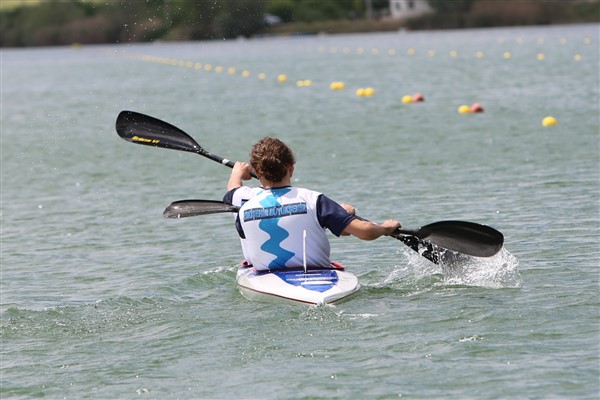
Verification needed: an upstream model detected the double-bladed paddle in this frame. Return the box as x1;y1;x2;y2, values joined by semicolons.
116;110;504;264
162;199;504;264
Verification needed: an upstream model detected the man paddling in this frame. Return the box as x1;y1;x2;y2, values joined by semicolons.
223;137;400;271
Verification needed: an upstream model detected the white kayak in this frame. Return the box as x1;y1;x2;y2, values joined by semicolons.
236;262;360;305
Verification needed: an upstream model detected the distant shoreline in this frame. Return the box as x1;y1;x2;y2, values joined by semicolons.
1;0;598;48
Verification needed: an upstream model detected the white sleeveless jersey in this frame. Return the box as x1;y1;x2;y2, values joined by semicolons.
226;186;349;271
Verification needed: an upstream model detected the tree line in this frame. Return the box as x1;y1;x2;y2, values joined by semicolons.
0;0;389;47
0;0;597;48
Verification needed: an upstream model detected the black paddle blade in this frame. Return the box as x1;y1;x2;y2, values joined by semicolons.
393;221;504;258
116;110;202;154
164;200;240;218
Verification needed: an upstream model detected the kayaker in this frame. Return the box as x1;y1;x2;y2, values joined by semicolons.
224;137;401;271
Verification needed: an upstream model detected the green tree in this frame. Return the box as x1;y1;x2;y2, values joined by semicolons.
214;0;266;38
266;0;358;22
17;1;87;46
266;0;295;22
169;1;216;40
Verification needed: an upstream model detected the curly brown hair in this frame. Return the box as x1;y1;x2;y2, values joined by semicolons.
250;137;296;182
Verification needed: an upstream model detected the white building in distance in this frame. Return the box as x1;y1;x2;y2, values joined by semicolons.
389;0;433;19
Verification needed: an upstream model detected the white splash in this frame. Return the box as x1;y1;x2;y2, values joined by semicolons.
405;247;523;289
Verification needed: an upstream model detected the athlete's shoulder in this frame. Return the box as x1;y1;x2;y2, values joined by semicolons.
293;186;322;199
224;186;263;207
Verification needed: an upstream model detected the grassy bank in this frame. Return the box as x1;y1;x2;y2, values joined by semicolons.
265;18;406;36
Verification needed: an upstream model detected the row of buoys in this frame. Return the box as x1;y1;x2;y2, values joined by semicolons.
456;104;558;127
117;51;559;126
318;46;587;61
318;37;592;56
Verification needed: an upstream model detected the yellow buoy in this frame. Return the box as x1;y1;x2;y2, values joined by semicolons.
458;105;472;114
355;88;366;97
277;74;287;83
296;79;312;87
402;95;414;104
329;82;345;90
364;87;375;97
242;70;250;77
542;116;557;127
258;73;266;80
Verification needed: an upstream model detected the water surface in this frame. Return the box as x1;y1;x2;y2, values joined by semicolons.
2;24;599;399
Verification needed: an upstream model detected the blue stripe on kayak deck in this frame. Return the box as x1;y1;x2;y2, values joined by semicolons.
250;269;339;293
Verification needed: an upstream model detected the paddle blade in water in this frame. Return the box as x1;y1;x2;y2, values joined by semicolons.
115;110;202;154
401;220;504;257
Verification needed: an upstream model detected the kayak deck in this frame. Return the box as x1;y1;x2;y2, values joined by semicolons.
236;263;359;305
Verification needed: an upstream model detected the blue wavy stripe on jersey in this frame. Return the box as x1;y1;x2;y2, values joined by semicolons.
258;188;295;269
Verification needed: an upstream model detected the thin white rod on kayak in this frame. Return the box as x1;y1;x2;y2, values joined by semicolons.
303;230;307;274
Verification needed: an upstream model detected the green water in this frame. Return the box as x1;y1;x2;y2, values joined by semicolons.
2;24;599;399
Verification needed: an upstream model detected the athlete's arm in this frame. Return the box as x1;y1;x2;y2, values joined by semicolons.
342;218;400;241
317;195;400;240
